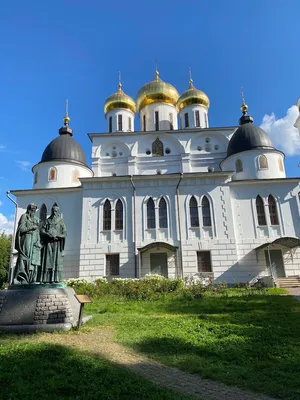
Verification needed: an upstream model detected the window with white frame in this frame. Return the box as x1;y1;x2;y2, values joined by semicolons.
189;196;199;227
202;196;212;227
103;199;111;231
256;195;267;226
258;154;268;169
268;195;279;225
147;198;156;229
115;199;123;230
159;198;168;228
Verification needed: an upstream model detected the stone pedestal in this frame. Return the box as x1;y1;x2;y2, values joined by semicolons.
0;285;81;333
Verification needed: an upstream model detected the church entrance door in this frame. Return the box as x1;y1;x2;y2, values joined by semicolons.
265;249;285;278
150;253;168;277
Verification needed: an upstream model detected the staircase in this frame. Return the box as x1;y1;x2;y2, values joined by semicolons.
276;276;300;288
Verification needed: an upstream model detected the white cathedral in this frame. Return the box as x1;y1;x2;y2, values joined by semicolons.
9;70;300;286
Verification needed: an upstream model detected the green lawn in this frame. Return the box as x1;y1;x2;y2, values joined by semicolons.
0;337;191;400
85;289;300;400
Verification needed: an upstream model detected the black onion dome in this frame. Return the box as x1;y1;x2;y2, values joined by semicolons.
227;113;274;157
40;126;87;166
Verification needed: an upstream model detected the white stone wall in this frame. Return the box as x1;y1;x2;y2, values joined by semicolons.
179;104;209;129
139;103;178;131
106;109;135;133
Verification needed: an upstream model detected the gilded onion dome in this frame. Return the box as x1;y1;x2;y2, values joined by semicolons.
177;78;210;111
104;81;136;115
136;70;179;114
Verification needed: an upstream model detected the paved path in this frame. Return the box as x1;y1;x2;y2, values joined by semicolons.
37;329;277;400
286;287;300;302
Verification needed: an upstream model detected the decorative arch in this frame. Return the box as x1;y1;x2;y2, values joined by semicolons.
103;199;111;231
268;194;279;225
159;197;167;228
147;198;155;229
189;196;199;227
258;154;268;169
235;159;243;173
256;195;266;226
48;167;57;181
201;196;212;227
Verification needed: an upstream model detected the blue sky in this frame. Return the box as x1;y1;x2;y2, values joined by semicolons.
0;0;299;231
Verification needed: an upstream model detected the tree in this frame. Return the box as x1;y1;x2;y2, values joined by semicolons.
0;232;12;287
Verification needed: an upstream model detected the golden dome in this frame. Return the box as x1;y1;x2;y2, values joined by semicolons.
136;70;179;114
104;83;136;115
177;79;210;111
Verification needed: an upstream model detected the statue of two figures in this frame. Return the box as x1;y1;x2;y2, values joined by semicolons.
13;204;67;285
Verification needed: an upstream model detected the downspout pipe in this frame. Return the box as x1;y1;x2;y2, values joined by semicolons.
176;173;183;278
130;176;138;277
6;191;18;284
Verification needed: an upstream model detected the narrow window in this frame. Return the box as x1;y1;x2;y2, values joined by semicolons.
109;116;112;133
190;196;199;227
106;254;119;276
169;113;174;130
258;155;268;169
159;198;168;228
147;198;156;229
235;159;243;173
256;195;267;226
34;171;38;184
103;199;111;231
115;199;123;230
195;110;200;127
204;113;208;127
48;167;57;181
202;196;212;227
268;195;279;225
72;169;79;183
197;251;212;272
117;115;123;131
185;113;189;128
128;117;132;132
155;111;159;131
40;204;47;225
143;115;146;131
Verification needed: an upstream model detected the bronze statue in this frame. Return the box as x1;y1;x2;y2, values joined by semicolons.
40;205;67;283
13;204;42;284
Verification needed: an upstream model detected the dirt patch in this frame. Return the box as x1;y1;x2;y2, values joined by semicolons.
36;328;276;400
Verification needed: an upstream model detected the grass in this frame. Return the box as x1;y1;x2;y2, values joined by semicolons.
84;288;300;400
0;337;191;400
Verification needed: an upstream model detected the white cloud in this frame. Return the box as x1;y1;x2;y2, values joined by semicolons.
16;160;31;172
0;213;14;234
260;105;300;156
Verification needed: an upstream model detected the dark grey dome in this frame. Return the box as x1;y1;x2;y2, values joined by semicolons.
227;114;274;157
40;126;87;166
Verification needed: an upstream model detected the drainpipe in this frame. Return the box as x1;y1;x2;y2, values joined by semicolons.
176;173;183;278
6;191;18;285
130;176;138;277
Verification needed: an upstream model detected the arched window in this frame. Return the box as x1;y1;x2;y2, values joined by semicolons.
235;159;243;173
159;198;168;228
278;158;284;172
40;204;47;225
189;196;199;227
147;198;156;229
115;199;123;230
268;195;279;225
34;171;38;184
256;195;266;225
202;196;212;227
103;200;111;231
258;155;268;169
48;167;57;181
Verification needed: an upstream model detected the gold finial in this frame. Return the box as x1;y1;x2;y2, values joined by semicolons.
63;99;70;126
189;67;194;88
154;60;159;80
240;87;248;113
118;71;122;91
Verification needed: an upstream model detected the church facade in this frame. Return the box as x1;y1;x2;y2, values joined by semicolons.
10;71;300;285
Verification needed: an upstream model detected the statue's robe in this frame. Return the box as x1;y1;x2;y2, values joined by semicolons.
41;217;67;283
13;213;41;284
